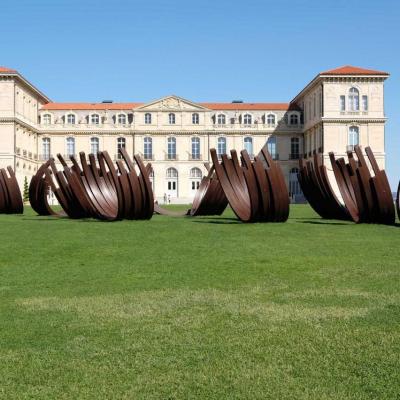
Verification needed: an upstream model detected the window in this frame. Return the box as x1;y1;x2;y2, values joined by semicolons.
117;137;126;158
42;114;51;125
243;114;252;125
42;138;50;159
145;113;152;124
190;167;202;191
91;114;100;124
192;113;199;124
340;95;346;111
66;137;75;156
348;126;359;148
166;167;178;178
117;114;127;125
168;113;176;124
90;137;99;154
144;137;153;160
167;137;176;159
266;114;275;125
289;168;301;197
290;137;300;159
66;113;76;124
267;136;277;159
362;95;368;111
244;137;253;156
217;137;226;157
348;87;359;111
217;114;226;125
290;114;299;125
191;137;200;160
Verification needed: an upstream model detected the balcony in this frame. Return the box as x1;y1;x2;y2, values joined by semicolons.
271;153;279;161
188;154;202;161
346;145;356;152
38;154;53;161
165;154;178;161
143;154;155;161
289;153;300;160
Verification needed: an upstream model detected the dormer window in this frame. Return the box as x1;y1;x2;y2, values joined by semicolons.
42;114;51;125
169;113;176;124
145;113;152;124
217;114;226;125
290;114;299;125
243;114;252;125
266;114;275;126
66;113;76;124
348;87;360;111
117;114;127;125
91;114;100;124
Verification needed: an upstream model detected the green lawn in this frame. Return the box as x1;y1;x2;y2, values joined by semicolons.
0;205;399;399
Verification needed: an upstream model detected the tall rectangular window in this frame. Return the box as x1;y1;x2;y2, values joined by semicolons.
191;137;200;159
167;137;176;159
42;138;50;159
340;96;346;111
362;96;368;111
144;137;153;159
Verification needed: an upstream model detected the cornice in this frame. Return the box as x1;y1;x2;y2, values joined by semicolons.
321;117;387;123
0;116;39;133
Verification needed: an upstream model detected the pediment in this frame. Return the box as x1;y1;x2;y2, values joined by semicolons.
136;95;209;111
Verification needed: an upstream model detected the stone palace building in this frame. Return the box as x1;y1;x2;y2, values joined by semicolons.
0;65;389;203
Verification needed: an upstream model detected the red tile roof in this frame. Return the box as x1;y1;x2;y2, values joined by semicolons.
41;102;143;110
41;102;297;111
320;65;389;76
0;66;17;73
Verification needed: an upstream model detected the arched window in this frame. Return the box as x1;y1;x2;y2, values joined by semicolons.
267;136;277;159
289;167;301;197
91;114;100;124
42;114;52;125
192;113;199;124
66;137;75;156
167;137;176;159
217;137;226;157
290;114;299;125
190;167;202;179
217;114;226;125
117;137;126;158
117;114;127;125
191;137;200;160
348;126;359;149
243;114;252;125
145;113;152;124
266;114;275;126
190;167;202;191
166;167;178;178
144;137;153;160
42;138;51;159
90;137;99;154
66;113;76;124
244;136;253;156
348;88;360;111
169;113;176;124
290;137;300;159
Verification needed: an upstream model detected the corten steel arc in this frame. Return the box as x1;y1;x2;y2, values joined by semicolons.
29;149;154;221
210;146;289;223
298;153;350;221
300;146;395;225
0;166;23;214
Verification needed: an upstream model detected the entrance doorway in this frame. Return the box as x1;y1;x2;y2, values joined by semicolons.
166;167;178;200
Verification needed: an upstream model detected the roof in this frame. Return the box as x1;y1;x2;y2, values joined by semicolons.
0;66;17;73
41;102;298;111
41;102;143;110
319;65;389;76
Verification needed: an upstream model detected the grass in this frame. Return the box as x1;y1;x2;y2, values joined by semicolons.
0;205;399;399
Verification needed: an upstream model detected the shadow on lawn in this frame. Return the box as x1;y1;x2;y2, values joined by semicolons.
299;220;351;226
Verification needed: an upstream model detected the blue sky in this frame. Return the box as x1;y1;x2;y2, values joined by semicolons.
1;0;399;188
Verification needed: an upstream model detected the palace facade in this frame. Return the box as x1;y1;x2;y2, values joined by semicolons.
0;65;389;203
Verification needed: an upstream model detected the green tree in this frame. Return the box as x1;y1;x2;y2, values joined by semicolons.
23;176;29;202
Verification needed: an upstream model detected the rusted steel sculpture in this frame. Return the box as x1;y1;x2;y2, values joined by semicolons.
0;166;23;214
29;149;153;220
299;146;395;225
396;181;400;221
298;154;350;221
210;146;289;222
